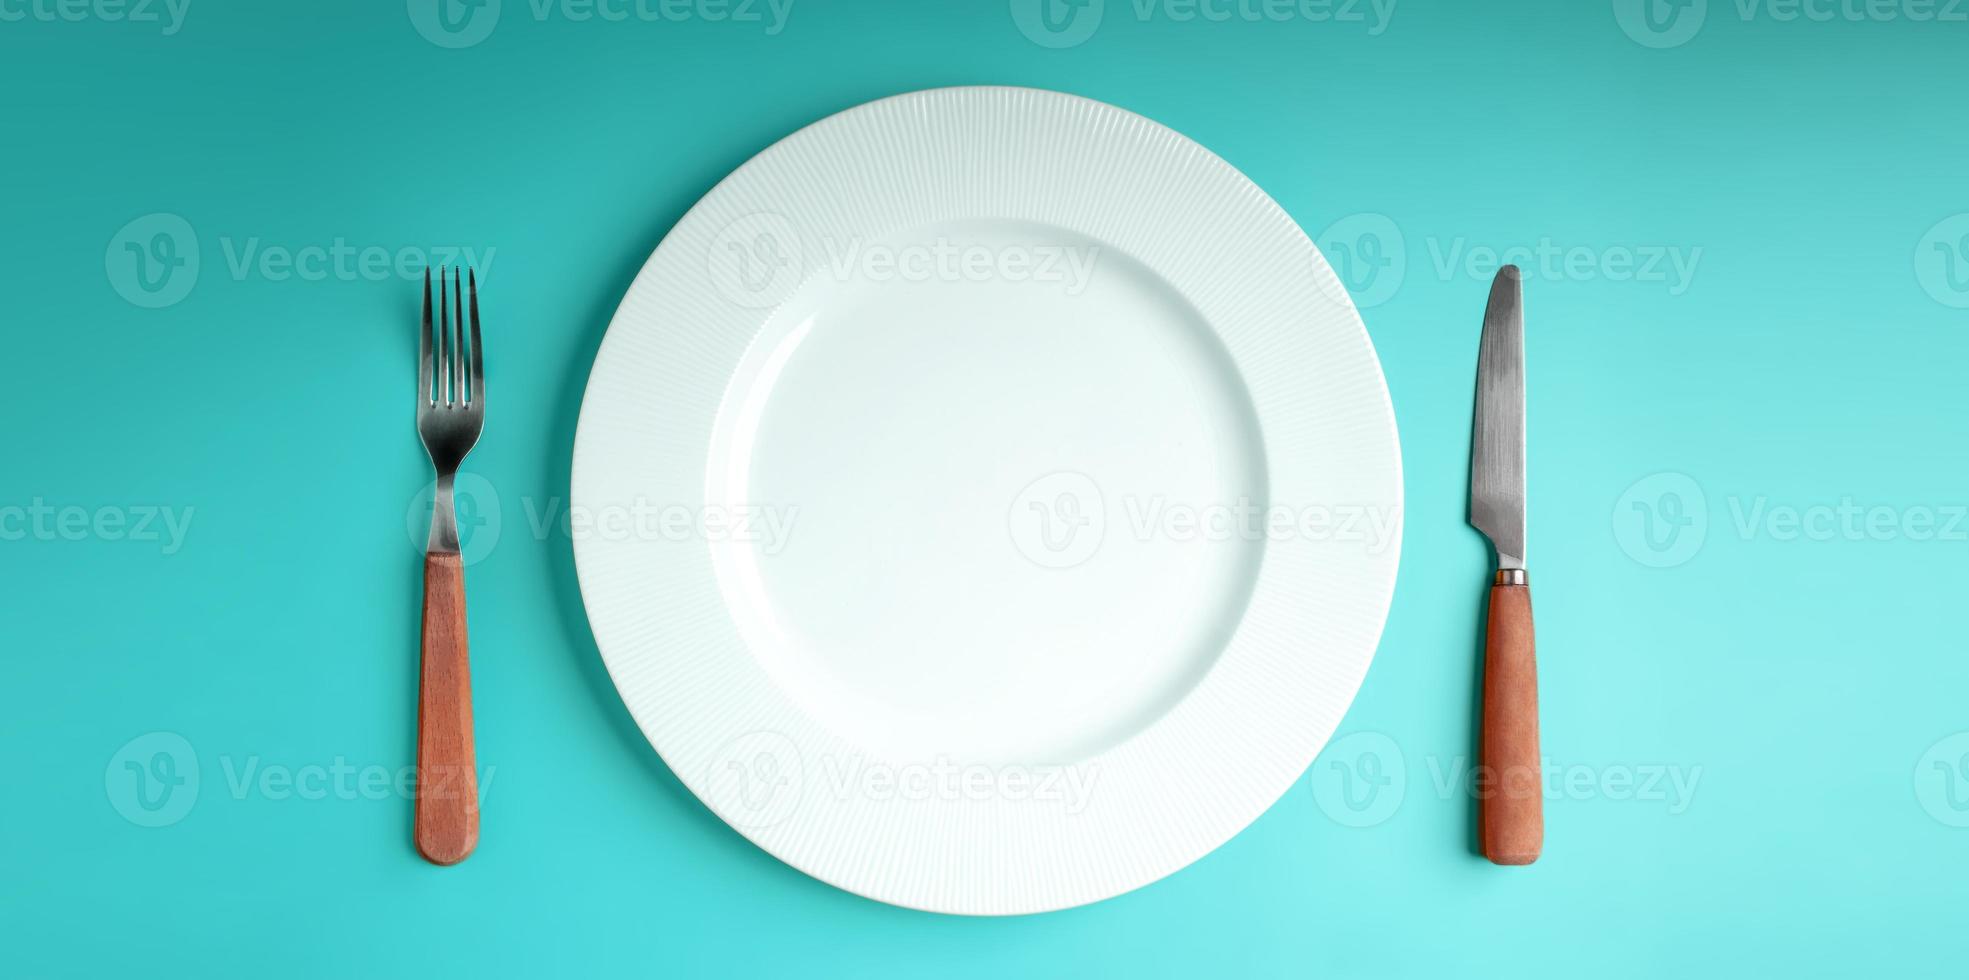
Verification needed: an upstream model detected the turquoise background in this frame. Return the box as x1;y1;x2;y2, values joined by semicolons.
5;0;1968;976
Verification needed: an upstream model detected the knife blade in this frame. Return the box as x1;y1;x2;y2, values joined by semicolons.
1470;265;1525;570
1469;264;1541;866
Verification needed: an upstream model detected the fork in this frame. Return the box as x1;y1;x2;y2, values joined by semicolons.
414;266;484;865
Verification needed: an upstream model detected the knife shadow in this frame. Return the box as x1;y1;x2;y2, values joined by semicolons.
1464;584;1489;859
1460;302;1493;862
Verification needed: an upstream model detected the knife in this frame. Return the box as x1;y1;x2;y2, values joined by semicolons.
1469;264;1541;865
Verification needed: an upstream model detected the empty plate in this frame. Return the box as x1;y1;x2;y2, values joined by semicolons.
572;86;1401;914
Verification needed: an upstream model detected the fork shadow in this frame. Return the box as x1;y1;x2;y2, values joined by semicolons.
534;84;1149;913
530;143;846;898
540;227;737;842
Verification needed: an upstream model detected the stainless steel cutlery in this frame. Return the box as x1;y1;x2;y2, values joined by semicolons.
1469;264;1540;866
414;266;484;866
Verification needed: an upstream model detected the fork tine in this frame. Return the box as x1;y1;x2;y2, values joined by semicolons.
439;266;452;405
420;268;434;407
467;268;483;408
453;267;467;408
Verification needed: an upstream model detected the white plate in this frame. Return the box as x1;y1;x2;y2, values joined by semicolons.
573;87;1401;915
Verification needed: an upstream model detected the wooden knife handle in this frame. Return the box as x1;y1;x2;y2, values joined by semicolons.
1481;575;1542;865
415;551;478;865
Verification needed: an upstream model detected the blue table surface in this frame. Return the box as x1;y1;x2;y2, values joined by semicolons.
6;1;1968;976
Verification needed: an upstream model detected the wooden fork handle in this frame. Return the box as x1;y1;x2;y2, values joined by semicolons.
1482;574;1542;866
415;551;478;865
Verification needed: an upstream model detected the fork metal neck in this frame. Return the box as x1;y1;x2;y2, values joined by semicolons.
428;472;460;555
